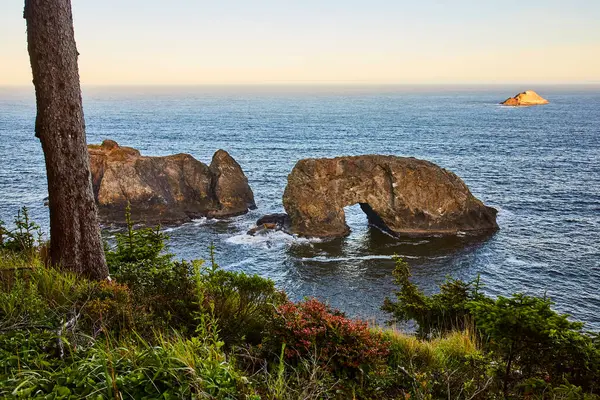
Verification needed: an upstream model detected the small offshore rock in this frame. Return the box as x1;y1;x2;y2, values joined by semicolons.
247;223;280;236
501;90;549;106
256;213;290;227
246;213;291;236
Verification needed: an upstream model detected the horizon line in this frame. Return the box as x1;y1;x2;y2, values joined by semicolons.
2;82;600;88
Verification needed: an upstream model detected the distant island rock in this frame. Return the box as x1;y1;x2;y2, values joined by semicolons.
88;140;256;224
282;155;498;238
501;90;549;106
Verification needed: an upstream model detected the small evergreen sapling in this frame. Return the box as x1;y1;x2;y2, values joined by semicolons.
382;256;483;338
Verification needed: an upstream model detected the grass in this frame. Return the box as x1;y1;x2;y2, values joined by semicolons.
382;326;479;368
1;234;598;399
0;251;249;398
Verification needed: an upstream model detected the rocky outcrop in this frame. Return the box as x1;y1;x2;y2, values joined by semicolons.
88;140;255;224
247;213;291;236
209;150;257;217
501;90;549;106
282;155;498;238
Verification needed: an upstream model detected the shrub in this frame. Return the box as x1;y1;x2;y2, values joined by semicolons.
0;207;42;256
105;204;171;269
197;246;287;347
105;205;200;333
268;298;389;379
253;343;338;400
382;256;483;338
469;293;600;395
112;257;200;333
82;279;133;336
106;210;284;346
383;257;600;398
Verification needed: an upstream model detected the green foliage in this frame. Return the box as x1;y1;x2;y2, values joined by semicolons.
0;245;254;399
81;279;134;336
256;343;338;400
0;255;85;331
0;207;42;255
519;378;600;400
382;256;483;338
267;297;390;380
0;329;64;378
379;329;494;399
0;251;133;338
105;203;171;269
113;256;200;333
0;329;252;399
469;293;600;394
0;273;48;330
106;210;284;347
383;257;600;398
197;245;287;347
2;206;599;399
104;205;199;333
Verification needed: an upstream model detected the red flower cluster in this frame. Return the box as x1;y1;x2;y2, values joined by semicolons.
271;298;389;376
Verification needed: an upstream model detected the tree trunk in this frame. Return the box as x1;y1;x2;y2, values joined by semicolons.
503;341;514;398
24;0;108;280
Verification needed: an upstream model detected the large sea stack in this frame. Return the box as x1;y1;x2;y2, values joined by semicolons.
501;90;549;106
282;155;498;238
88;140;255;224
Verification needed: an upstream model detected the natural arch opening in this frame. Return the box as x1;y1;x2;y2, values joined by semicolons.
283;155;499;238
359;203;396;236
342;203;396;237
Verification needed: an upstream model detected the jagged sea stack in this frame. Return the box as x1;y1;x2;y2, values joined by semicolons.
282;155;498;238
88;140;255;224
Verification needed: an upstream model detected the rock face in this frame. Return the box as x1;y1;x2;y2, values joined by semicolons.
501;90;549;106
282;155;498;238
246;213;291;236
88;140;255;224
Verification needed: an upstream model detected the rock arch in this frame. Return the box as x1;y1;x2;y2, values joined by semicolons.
282;155;498;238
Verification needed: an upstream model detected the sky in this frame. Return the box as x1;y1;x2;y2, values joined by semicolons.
1;0;600;85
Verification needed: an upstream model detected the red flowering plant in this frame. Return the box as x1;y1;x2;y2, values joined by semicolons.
267;298;390;378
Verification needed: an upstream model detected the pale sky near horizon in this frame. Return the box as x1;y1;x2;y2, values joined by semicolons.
1;0;599;85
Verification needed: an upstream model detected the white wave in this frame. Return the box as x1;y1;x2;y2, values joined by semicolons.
300;254;418;263
222;257;257;269
407;240;430;245
505;256;548;268
387;240;430;246
225;229;322;248
371;225;398;238
191;217;218;225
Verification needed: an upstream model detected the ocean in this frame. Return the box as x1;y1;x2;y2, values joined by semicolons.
1;85;599;328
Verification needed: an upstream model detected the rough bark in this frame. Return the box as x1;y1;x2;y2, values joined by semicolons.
24;0;108;280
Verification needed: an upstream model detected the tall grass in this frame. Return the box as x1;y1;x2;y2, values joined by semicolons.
0;250;253;399
2;229;598;400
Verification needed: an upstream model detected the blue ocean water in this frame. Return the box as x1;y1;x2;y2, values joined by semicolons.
1;85;599;328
